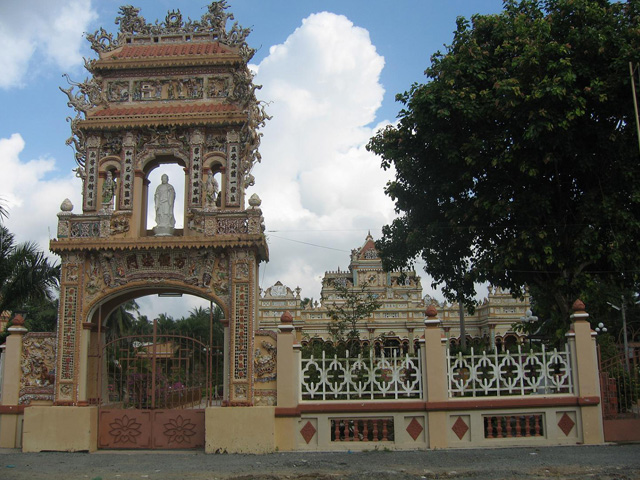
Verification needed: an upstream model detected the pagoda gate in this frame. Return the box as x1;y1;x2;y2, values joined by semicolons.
50;1;269;417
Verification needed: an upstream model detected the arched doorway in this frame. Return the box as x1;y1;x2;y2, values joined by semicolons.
93;291;224;449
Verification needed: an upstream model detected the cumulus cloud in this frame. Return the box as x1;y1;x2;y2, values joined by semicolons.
251;12;398;300
0;133;82;256
0;0;97;89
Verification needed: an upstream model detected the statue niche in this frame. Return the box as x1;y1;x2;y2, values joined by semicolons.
153;173;176;236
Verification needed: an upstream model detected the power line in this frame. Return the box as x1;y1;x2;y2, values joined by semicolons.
266;234;350;252
267;229;372;233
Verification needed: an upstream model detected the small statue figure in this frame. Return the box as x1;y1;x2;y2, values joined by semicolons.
154;173;176;236
205;173;219;208
102;171;116;207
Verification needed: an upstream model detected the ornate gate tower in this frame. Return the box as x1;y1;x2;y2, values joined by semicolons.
51;2;268;407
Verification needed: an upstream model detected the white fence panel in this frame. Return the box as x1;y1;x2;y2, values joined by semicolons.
301;351;423;401
447;344;573;397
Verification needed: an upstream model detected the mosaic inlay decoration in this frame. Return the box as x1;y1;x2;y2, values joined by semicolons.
60;285;78;381
19;333;57;405
70;221;101;238
233;283;249;381
87;248;219;293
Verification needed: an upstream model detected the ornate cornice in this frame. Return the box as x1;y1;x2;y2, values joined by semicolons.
92;45;243;72
78;107;245;131
50;235;269;260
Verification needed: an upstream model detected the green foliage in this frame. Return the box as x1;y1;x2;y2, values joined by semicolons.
368;0;640;336
0;224;60;317
150;306;225;345
0;210;60;343
325;281;381;356
597;333;621;363
104;301;224;346
23;295;58;332
0;295;59;344
104;300;139;341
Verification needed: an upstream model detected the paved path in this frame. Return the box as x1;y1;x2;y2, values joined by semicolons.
1;444;639;479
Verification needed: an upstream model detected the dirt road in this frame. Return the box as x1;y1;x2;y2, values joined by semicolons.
1;444;639;480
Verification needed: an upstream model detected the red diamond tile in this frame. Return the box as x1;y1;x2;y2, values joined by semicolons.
300;421;316;444
406;417;424;441
452;416;469;440
558;413;575;436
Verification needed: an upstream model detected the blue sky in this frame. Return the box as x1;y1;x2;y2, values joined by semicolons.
0;0;504;318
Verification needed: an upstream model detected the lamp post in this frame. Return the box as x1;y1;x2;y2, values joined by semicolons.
595;322;608;334
520;309;538;324
520;309;538;349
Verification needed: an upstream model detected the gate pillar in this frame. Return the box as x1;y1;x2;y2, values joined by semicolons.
567;300;604;444
227;250;260;405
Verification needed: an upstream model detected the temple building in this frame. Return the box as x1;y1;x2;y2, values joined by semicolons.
258;234;530;352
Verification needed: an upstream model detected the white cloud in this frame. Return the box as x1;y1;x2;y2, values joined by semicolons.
252;12;397;300
0;133;82;257
0;0;97;88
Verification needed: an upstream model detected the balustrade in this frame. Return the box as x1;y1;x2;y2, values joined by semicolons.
483;414;544;438
330;417;394;442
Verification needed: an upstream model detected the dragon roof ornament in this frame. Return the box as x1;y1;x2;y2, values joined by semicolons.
86;1;254;62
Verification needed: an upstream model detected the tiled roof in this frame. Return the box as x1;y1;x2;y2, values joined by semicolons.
111;42;233;59
90;103;237;117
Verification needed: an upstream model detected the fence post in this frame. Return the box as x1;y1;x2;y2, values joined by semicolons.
566;299;604;444
275;311;298;450
423;305;448;449
0;314;28;448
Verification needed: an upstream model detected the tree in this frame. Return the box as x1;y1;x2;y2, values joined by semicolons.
367;0;640;338
325;280;382;355
0;295;59;344
104;299;140;341
0;224;60;318
174;305;224;345
23;295;59;332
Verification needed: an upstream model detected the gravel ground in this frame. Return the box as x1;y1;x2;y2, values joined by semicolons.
1;444;639;480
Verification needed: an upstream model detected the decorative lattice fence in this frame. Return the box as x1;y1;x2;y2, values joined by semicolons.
447;344;573;397
301;351;423;401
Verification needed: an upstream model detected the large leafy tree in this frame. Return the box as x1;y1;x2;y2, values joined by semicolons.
367;0;640;335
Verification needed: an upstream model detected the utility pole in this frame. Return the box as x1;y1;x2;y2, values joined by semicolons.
630;62;640;155
458;291;466;350
608;295;631;372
